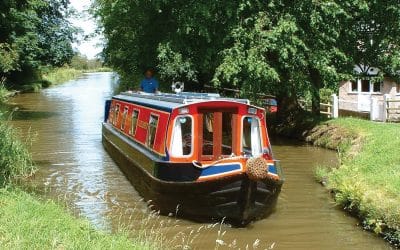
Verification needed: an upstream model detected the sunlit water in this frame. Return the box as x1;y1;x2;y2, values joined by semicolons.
8;72;392;249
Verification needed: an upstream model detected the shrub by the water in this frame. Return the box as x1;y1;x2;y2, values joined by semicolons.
309;118;400;246
41;66;83;85
0;115;35;186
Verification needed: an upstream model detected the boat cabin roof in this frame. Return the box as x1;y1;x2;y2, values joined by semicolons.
113;92;251;112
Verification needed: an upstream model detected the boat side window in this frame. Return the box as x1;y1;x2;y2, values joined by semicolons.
130;110;139;136
121;106;129;130
171;116;192;156
202;113;214;156
221;113;232;155
113;103;120;126
242;116;262;156
146;114;159;149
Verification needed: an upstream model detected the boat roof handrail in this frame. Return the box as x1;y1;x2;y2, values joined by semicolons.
120;92;250;105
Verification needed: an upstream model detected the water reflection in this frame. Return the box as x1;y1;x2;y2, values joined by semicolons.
9;72;392;249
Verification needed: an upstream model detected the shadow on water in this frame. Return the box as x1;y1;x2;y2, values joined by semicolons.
1;102;57;121
8;72;393;250
11;110;58;121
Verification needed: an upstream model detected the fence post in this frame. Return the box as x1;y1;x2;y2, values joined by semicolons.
383;94;390;122
370;97;377;121
331;94;339;118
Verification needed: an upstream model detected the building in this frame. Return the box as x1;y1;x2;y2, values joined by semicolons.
338;65;400;120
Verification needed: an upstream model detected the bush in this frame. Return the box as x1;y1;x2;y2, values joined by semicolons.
320;88;334;103
20;82;43;93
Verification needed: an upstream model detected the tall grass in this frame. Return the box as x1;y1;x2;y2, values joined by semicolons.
21;66;109;92
108;205;273;249
0;187;271;249
0;188;156;249
0;79;10;103
0;114;35;186
319;118;400;246
41;66;83;86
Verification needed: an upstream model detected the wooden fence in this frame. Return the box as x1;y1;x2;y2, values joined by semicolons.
298;98;337;119
320;102;333;118
385;98;400;122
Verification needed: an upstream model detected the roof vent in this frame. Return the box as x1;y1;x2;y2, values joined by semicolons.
172;82;184;93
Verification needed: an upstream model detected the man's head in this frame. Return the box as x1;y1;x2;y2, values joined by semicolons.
145;69;154;79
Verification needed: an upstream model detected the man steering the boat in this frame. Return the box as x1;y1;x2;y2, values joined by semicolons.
140;69;159;94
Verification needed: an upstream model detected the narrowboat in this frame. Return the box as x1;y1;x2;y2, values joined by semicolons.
102;91;284;226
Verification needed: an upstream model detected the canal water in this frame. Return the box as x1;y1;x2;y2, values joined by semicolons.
8;72;391;249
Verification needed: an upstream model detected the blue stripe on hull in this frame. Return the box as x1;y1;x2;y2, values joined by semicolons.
200;164;241;177
268;165;278;175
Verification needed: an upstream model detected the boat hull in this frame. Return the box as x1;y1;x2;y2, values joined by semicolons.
102;123;283;226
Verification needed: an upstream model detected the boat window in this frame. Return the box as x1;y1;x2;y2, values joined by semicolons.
113;104;120;126
171;116;192;156
121;106;128;130
202;113;214;156
146;114;159;149
221;113;232;155
242;116;262;156
130;110;139;136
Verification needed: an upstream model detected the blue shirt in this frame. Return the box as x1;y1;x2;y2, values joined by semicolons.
140;77;159;93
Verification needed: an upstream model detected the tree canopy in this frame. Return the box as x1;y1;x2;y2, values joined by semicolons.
94;0;400;116
0;0;76;84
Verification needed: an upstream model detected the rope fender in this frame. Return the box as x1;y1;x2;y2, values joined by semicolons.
246;157;270;181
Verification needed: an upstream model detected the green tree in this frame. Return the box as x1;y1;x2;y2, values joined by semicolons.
338;1;400;80
94;0;241;89
36;0;76;67
95;0;400;119
214;1;352;118
0;0;75;85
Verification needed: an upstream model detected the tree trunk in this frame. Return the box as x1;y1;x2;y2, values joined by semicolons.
309;67;322;116
275;91;300;124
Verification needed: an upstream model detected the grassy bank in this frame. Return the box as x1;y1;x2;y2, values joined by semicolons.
19;66;112;93
308;118;400;246
19;67;84;93
41;67;84;86
0;116;160;249
0;188;155;249
41;66;112;86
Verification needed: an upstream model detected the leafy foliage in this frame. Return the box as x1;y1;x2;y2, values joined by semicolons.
93;0;240;89
70;53;103;70
94;0;400;115
157;43;197;83
0;0;76;85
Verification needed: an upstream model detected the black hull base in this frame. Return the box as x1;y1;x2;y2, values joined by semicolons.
102;123;283;226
